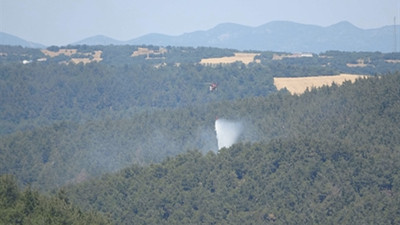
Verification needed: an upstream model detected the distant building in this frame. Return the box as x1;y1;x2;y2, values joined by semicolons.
273;53;313;60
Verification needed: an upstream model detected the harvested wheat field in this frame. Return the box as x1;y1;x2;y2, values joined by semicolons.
200;52;260;65
41;48;78;57
274;74;369;95
70;50;103;64
42;48;103;64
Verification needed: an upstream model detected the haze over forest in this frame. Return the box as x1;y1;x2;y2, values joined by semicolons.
1;40;400;223
1;1;400;222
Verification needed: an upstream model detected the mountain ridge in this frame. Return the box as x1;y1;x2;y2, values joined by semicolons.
72;35;124;45
127;21;399;52
1;21;398;52
0;32;45;48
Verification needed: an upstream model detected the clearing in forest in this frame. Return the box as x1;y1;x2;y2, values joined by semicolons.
41;49;103;64
41;49;77;57
274;74;369;95
131;47;167;58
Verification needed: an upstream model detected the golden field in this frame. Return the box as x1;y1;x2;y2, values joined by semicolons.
41;49;102;64
41;49;77;57
200;53;260;65
274;74;369;95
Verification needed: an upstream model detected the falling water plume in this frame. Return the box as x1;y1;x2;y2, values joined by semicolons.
215;118;243;150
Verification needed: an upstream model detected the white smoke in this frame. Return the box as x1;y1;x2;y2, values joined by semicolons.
215;118;243;150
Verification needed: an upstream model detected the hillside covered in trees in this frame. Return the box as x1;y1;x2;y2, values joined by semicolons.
1;45;400;224
0;174;111;224
1;45;399;136
1;45;400;191
65;73;400;224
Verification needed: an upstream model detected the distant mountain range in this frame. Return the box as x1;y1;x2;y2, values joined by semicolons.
73;35;125;46
1;21;399;53
0;32;45;48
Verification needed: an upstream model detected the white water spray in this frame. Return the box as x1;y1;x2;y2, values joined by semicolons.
215;118;243;150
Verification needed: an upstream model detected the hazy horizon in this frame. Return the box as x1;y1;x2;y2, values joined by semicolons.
1;0;399;46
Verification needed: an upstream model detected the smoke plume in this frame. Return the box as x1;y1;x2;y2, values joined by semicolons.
215;118;243;150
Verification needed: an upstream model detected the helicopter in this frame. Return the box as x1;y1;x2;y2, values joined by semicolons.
209;82;218;92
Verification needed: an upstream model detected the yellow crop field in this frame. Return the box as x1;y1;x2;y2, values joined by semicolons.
70;50;103;64
200;53;260;65
274;74;369;95
41;49;102;64
41;49;77;57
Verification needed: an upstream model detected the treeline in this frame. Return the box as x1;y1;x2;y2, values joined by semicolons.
0;174;111;225
0;45;236;65
2;45;400;72
265;51;400;77
64;74;400;224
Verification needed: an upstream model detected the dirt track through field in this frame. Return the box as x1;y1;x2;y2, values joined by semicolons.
274;74;369;95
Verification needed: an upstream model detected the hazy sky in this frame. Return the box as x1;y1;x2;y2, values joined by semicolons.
1;0;399;46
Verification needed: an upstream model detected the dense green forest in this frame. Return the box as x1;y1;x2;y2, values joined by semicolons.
1;45;400;224
0;50;277;134
0;174;111;224
65;73;400;224
1;45;400;136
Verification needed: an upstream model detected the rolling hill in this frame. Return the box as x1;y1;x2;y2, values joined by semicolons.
0;32;45;48
72;35;124;46
65;74;400;224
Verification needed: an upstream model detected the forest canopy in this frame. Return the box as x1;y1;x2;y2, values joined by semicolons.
1;45;399;224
